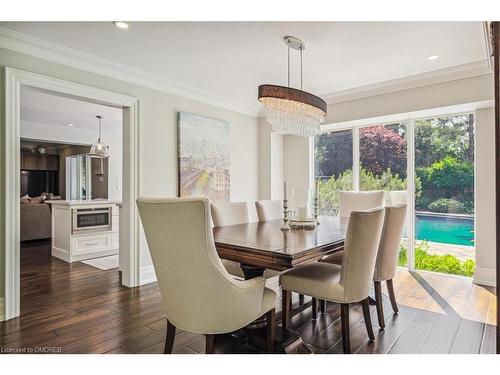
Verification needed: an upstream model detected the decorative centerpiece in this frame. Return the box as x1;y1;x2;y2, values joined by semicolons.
289;187;316;230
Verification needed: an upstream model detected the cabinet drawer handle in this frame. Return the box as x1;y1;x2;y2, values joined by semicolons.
85;241;99;246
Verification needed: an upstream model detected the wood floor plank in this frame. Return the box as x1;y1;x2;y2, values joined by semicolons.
0;242;495;354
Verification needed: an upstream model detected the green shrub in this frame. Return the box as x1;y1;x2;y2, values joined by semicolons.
398;241;475;277
428;198;466;214
318;168;420;216
418;156;473;190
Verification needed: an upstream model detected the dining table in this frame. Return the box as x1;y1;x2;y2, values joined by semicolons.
213;215;349;353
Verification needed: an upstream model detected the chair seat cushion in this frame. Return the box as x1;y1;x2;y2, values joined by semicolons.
280;262;347;303
322;251;343;265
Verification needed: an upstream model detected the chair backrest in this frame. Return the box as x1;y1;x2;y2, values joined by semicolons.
210;201;249;227
136;197;263;333
338;191;385;218
340;207;385;302
374;205;407;282
255;200;283;221
387;190;407;206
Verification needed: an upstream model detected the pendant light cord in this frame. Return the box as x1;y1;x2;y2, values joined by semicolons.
300;46;303;90
96;115;102;142
287;44;290;87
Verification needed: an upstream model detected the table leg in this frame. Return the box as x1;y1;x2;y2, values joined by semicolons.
239;263;311;354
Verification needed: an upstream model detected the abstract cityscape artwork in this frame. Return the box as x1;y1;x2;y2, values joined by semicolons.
178;112;230;201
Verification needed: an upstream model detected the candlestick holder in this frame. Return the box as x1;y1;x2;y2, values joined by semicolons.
281;199;291;231
314;197;320;225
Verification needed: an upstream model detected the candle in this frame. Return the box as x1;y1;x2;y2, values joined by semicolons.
298;206;307;220
284;181;287;201
315;178;319;200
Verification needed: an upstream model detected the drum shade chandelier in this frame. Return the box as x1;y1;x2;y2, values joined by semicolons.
258;36;327;137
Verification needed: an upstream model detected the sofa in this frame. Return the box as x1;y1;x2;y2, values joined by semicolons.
20;203;52;241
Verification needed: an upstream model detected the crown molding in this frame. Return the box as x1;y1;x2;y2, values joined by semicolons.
483;21;494;70
322;59;492;104
0;26;260;117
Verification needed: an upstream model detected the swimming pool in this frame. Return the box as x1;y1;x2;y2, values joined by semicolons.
415;213;474;247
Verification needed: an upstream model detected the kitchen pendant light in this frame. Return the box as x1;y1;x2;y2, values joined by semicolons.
258;36;327;137
89;115;110;158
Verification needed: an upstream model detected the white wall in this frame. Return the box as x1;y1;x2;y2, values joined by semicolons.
20;118;123;201
258;118;285;201
0;47;260;293
474;107;496;286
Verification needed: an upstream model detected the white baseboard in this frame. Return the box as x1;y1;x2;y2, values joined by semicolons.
473;267;496;287
0;297;5;321
140;265;157;285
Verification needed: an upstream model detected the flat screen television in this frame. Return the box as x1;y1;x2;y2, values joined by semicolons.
20;170;59;197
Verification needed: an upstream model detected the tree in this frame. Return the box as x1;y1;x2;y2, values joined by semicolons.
315;130;353;178
359;126;407;177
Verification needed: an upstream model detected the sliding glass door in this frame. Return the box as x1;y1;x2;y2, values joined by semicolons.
413;114;475;276
314;113;476;276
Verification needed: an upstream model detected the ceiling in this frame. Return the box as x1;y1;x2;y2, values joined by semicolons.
21;86;122;131
2;22;488;114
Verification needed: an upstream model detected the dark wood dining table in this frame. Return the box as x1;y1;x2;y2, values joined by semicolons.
213;215;349;353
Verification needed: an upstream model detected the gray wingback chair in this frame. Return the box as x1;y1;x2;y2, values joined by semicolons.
280;207;385;353
137;197;276;353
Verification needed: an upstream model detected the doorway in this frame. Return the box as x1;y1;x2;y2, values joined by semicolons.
4;68;141;320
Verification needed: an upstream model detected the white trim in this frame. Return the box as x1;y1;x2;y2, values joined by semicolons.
483;22;494;71
3;67;141;320
406;119;416;271
352;127;360;191
322;60;491;104
473;267;496;287
0;26;259;117
140;265;157;285
0;298;5;321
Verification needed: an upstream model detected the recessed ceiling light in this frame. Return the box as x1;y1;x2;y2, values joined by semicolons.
427;55;439;61
67;123;74;127
113;21;129;29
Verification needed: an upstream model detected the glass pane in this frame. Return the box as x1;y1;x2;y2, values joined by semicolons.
314;130;353;216
359;123;408;266
414;114;475;276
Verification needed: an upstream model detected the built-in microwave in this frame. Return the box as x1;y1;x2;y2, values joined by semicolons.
72;207;112;233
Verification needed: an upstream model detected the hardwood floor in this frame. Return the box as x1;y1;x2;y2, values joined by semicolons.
0;241;496;354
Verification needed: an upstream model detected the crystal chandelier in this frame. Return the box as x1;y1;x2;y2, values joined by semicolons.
258;36;327;137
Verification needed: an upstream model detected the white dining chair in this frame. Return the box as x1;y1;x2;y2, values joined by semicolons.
211;201;249;278
280;207;385;353
323;205;407;328
255;200;283;221
338;190;385;218
137;197;277;353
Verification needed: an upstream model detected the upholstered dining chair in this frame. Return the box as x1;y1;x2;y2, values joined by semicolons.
338;190;385;218
323;205;407;329
280;207;385;354
137;197;276;354
211;201;249;278
255;200;283;221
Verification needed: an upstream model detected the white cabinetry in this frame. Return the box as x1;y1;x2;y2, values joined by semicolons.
48;201;120;263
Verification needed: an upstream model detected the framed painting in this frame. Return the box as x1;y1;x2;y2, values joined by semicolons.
178;112;230;201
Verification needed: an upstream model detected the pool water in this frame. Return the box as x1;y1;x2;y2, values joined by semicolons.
415;214;474;247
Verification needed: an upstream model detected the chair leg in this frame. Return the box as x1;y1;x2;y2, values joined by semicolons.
282;289;291;330
361;298;375;341
320;299;326;314
164;320;176;354
205;334;216;354
387;279;398;313
374;281;385;329
340;303;351;354
266;308;275;353
312;298;318;319
299;294;305;305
